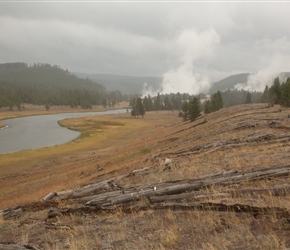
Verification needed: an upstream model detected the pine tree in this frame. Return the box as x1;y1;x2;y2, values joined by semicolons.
261;85;270;103
281;78;290;107
102;98;107;108
164;95;172;110
45;104;50;111
147;95;154;111
137;97;145;117
154;92;161;112
204;100;212;114
269;77;281;105
211;91;223;111
188;97;201;121
131;97;145;117
181;101;189;121
245;92;252;104
175;92;182;110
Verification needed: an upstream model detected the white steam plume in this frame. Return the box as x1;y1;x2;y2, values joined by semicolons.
235;38;290;92
161;29;220;95
141;82;157;97
142;28;220;97
235;57;290;92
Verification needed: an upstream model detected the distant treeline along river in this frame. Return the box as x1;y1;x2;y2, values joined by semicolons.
0;109;127;154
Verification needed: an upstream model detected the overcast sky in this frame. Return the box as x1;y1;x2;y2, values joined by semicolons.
1;1;290;94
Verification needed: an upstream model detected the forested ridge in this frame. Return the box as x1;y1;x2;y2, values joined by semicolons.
261;76;290;107
0;63;123;109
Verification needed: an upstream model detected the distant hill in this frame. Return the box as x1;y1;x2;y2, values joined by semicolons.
0;62;106;91
0;63;121;109
76;72;254;96
209;72;290;94
209;73;250;94
279;72;290;82
75;73;162;95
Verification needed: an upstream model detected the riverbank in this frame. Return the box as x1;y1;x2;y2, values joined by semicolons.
0;111;177;209
0;102;130;121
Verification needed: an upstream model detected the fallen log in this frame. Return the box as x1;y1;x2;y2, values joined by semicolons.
39;166;152;201
124;201;290;219
43;197;290;220
85;165;290;208
0;200;59;220
41;191;57;201
149;184;290;203
3;166;290;220
148;133;290;159
172;119;206;135
233;123;258;131
0;243;39;250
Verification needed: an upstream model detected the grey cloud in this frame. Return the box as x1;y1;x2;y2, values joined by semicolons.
1;2;290;92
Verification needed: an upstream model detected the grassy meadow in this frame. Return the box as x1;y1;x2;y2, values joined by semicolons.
1;103;290;249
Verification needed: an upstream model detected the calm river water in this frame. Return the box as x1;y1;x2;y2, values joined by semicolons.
0;109;127;154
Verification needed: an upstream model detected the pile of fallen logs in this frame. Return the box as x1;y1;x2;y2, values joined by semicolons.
147;133;290;160
1;165;290;220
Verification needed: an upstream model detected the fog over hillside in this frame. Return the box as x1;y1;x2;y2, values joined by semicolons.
75;73;161;95
77;71;290;96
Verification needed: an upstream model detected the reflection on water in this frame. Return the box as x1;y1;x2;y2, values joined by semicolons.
0;109;127;154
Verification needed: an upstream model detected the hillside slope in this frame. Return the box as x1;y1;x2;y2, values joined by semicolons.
75;72;162;95
209;73;250;93
1;104;290;249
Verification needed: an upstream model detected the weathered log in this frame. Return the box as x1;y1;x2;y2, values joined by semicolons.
233;123;258;131
69;167;151;199
0;201;59;220
255;117;289;121
0;243;39;250
69;179;117;198
40;166;152;201
149;184;290;203
85;165;290;207
0;207;22;220
3;166;290;220
42;198;290;220
172;119;206;135
124;201;290;219
40;191;57;201
148;133;290;159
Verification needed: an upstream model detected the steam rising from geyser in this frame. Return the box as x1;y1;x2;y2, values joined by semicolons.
235;38;290;92
142;29;220;96
235;58;290;92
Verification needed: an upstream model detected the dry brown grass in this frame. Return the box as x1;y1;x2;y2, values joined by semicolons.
0;110;180;209
1;208;286;249
1;103;290;249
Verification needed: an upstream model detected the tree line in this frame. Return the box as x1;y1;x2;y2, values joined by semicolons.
129;91;225;121
130;87;264;121
0;63;124;110
221;89;262;107
261;77;290;107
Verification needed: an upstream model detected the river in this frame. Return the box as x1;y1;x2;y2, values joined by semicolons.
0;109;127;154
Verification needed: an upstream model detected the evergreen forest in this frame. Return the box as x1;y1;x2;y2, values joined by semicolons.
261;77;290;107
0;63;123;110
